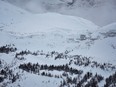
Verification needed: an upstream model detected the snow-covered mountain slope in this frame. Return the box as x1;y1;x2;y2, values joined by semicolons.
4;12;98;34
5;0;116;26
0;1;98;34
0;1;116;87
0;0;30;31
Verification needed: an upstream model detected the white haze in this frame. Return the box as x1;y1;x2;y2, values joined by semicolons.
5;0;116;26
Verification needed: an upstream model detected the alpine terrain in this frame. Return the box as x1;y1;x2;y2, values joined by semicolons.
0;0;116;87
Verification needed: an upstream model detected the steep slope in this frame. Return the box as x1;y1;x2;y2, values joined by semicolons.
0;0;30;32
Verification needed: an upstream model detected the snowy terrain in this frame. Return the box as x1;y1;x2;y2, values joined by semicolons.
0;1;116;87
5;0;116;26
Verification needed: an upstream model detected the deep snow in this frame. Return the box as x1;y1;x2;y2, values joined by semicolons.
0;0;116;87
